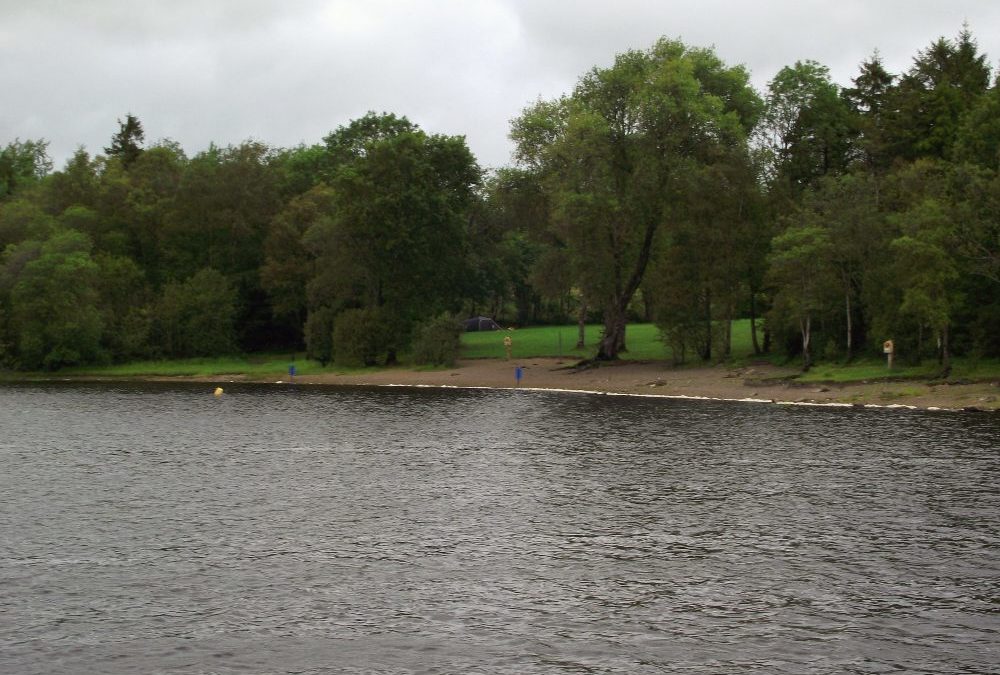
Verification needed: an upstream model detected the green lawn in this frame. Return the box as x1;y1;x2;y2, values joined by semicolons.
460;320;762;361
460;323;669;360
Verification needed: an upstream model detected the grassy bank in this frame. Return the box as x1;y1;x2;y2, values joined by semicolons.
55;354;337;379
7;319;997;386
796;358;1000;384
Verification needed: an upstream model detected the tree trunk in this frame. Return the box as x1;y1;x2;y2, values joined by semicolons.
594;217;658;361
750;292;761;355
800;314;812;371
845;287;853;359
576;300;587;349
724;315;732;359
596;302;627;360
941;324;951;376
700;288;712;361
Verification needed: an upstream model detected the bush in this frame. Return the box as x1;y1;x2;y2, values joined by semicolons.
304;306;335;365
332;307;392;367
411;313;463;366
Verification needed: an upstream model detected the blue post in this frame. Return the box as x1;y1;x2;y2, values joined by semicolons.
515;366;523;387
288;364;297;381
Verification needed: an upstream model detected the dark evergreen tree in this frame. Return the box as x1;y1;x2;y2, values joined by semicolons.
104;113;146;168
884;29;991;162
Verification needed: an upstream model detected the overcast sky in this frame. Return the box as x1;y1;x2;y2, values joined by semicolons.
3;0;998;171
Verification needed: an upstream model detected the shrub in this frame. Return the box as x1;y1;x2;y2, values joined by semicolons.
411;313;463;366
332;307;392;367
304;306;335;365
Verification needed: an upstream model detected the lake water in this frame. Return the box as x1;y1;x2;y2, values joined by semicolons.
1;381;998;674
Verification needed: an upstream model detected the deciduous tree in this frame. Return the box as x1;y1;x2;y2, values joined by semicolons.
512;39;760;360
306;114;480;365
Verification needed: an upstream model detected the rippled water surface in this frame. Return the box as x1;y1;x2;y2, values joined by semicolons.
1;381;999;674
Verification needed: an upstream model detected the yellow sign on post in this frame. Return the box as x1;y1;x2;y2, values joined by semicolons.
883;340;894;369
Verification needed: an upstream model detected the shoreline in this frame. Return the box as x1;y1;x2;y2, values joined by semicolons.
185;358;997;412
7;358;998;412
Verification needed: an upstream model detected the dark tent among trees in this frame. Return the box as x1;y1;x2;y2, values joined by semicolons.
463;316;502;331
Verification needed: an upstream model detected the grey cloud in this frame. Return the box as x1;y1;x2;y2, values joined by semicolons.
3;0;998;171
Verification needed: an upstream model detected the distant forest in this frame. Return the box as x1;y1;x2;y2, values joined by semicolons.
1;28;997;371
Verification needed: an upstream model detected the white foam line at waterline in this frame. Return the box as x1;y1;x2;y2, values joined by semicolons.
361;382;966;412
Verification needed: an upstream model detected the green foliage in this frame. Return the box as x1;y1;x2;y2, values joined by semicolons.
512;38;760;360
95;253;150;359
332;307;393;367
0;198;57;251
270;143;327;197
153;268;237;357
767;221;838;369
104;113;145;168
304;306;335;365
261;185;333;331
954;82;1000;170
43;148;99;214
411;314;463;366
759;60;855;191
2;28;1000;377
884;29;991;162
307;114;481;364
0;139;52;200
844;53;895;175
6;230;104;369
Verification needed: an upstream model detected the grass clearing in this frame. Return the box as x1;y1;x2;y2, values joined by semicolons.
461;320;762;361
460;324;661;360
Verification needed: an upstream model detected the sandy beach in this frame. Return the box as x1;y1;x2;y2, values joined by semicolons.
272;358;1000;412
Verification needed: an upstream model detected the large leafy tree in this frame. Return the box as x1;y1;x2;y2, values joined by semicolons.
766;223;838;370
306;114;480;364
512;38;760;360
43;148;99;214
480;168;562;326
163;141;281;349
758;60;856;195
647;151;762;362
792;172;884;359
116;142;188;284
260;184;335;344
3;230;104;369
0;139;52;200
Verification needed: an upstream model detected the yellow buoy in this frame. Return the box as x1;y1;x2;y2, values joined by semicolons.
213;387;224;397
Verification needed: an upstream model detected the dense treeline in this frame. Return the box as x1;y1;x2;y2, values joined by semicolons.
1;28;997;371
